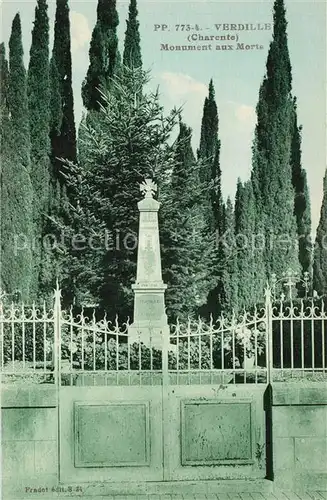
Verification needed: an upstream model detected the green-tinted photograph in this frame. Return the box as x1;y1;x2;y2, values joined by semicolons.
0;0;326;498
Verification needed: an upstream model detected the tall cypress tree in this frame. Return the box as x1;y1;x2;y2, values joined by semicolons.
251;0;299;280
197;79;226;317
161;120;215;320
37;55;63;301
1;14;33;300
197;79;223;234
50;0;76;172
40;0;75;298
82;0;120;111
235;179;265;310
27;0;51;297
221;197;238;313
8;15;31;168
123;0;142;69
290;98;311;275
28;0;50;165
49;57;62;141
0;43;9;123
313;171;327;296
235;180;250;309
0;43;9;288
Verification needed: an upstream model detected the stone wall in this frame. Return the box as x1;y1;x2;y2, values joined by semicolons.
1;385;58;490
272;383;327;492
1;382;327;495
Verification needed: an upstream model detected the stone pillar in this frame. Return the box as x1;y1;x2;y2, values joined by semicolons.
128;179;169;349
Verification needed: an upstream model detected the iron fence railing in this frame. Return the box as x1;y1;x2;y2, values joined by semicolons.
0;300;55;384
271;297;326;381
0;284;326;385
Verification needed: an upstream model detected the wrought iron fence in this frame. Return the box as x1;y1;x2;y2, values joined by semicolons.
168;306;268;385
0;300;55;384
271;296;326;381
1;284;326;386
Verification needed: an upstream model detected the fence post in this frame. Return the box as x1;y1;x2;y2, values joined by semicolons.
53;280;62;484
161;326;170;480
53;281;62;389
265;284;273;384
0;290;4;371
162;327;169;388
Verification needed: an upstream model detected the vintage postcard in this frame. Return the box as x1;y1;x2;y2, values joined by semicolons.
0;0;326;498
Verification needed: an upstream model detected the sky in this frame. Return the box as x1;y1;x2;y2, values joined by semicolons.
0;0;326;235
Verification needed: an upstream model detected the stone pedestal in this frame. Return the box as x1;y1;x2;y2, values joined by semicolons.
128;285;169;348
128;180;169;349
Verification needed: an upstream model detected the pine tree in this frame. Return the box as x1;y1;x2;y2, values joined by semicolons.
82;0;120;111
123;0;142;69
50;0;76;172
27;0;51;297
1;14;33;301
60;67;179;318
160;120;215;320
290;98;311;275
251;0;299;280
313;171;327;296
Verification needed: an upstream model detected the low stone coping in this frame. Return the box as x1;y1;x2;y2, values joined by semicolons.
1;384;57;407
271;382;327;406
1;381;327;407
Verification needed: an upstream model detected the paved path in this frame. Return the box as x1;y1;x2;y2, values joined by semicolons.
69;494;326;500
8;493;327;500
84;494;326;500
69;494;327;500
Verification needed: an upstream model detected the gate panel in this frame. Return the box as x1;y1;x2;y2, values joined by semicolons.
59;385;164;483
163;384;266;481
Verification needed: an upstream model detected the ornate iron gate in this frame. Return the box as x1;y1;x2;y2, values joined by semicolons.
55;286;271;483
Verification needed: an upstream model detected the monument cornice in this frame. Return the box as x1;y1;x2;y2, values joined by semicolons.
137;198;160;211
132;283;167;292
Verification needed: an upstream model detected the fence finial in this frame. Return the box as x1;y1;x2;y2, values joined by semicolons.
264;283;272;302
54;279;61;302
